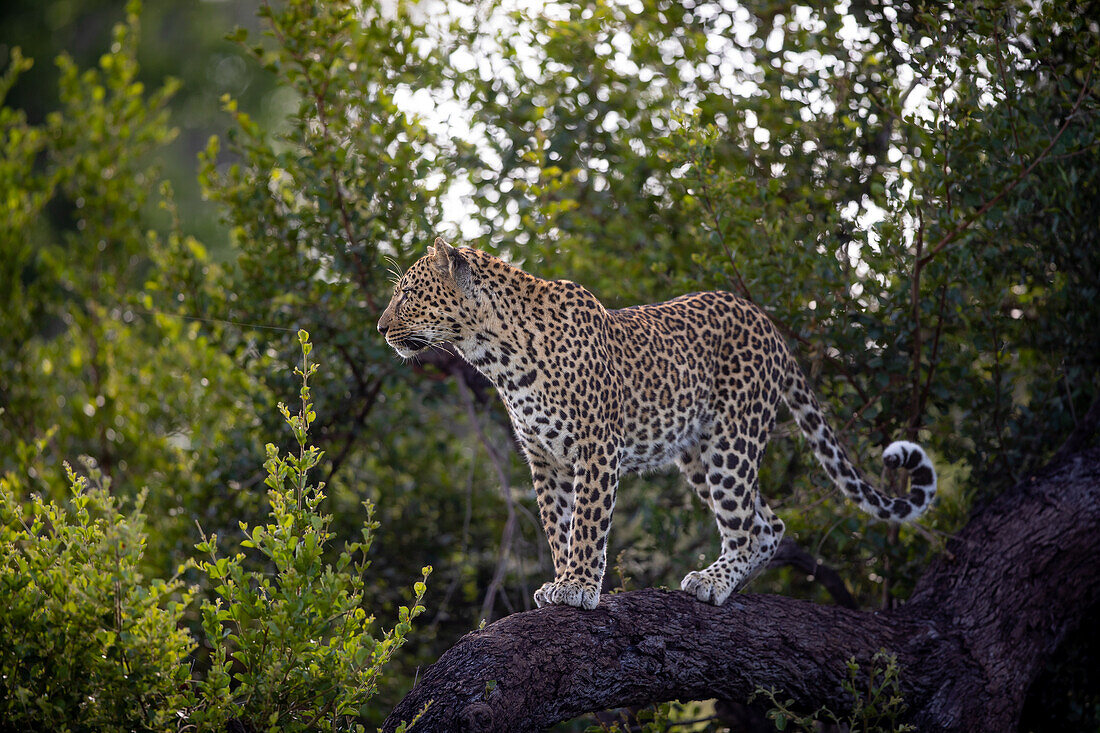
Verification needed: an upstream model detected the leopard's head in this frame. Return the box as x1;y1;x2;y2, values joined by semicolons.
377;238;476;358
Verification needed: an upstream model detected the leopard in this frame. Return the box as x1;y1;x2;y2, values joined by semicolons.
377;238;937;611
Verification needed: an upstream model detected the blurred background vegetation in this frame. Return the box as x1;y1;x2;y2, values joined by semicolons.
1;0;1097;730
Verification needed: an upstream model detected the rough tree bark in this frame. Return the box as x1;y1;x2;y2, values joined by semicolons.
384;423;1100;732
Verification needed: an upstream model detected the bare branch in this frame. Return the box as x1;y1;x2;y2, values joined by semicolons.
766;536;857;609
907;208;926;439
456;378;523;621
917;283;949;421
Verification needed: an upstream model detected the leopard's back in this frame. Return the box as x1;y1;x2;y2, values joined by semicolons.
605;292;789;472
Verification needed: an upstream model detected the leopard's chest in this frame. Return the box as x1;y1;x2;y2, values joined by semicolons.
503;388;574;453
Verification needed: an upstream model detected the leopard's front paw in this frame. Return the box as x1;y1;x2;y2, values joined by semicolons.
533;581;556;608
532;579;600;610
681;570;734;606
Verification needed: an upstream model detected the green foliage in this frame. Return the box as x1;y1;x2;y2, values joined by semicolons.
190;331;430;731
584;700;732;732
196;0;458;371
191;0;535;687
0;2;266;577
756;650;914;733
0;47;48;257
0;332;430;730
0;441;194;731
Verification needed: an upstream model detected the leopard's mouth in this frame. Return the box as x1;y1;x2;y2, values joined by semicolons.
388;335;432;358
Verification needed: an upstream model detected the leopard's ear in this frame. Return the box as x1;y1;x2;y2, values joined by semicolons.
430;237;472;291
427;236;449;259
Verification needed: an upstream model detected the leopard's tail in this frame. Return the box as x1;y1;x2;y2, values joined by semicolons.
781;356;936;522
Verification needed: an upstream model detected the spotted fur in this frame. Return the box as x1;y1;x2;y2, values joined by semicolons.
377;239;937;610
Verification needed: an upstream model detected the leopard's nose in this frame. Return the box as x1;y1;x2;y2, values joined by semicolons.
377;320;388;336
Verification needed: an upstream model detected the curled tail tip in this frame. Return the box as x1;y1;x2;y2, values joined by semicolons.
883;440;927;471
882;440;938;521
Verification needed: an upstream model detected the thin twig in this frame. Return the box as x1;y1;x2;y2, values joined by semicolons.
940;89;953;216
688;144;754;302
839;380;895;436
1043;139;1100;162
908;208;926;439
767;536;858;609
917;283;949;420
456;379;519;622
427;462;476;632
788;334;873;409
321;384;381;483
992;25;1024;168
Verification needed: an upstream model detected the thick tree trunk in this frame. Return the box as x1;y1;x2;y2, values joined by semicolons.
384;442;1100;732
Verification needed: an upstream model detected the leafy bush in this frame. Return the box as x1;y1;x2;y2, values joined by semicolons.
190;330;430;732
756;650;914;733
0;0;267;579
0;332;429;731
0;442;193;730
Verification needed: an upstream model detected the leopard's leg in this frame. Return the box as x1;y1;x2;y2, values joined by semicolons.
681;418;767;605
675;436;715;511
679;457;784;594
537;439;620;610
525;447;577;608
736;494;786;590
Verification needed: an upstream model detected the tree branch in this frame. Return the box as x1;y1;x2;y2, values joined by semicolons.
767;536;857;610
917;282;949;422
385;444;1100;732
907;207;926;438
